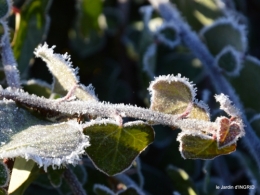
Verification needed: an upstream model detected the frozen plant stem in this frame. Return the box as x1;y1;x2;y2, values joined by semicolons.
0;88;216;133
63;167;87;195
148;0;260;170
1;31;21;89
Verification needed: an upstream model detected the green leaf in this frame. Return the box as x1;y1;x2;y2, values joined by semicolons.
177;131;236;159
200;18;247;55
22;79;52;98
0;0;10;19
228;55;260;112
0;100;90;170
12;0;52;77
149;74;209;121
166;165;197;195
34;43;98;101
8;158;39;195
84;120;154;176
0;161;9;187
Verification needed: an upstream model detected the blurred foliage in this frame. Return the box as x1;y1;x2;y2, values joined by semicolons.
0;0;259;194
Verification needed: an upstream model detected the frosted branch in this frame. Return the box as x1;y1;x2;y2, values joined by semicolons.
0;88;217;134
148;0;260;170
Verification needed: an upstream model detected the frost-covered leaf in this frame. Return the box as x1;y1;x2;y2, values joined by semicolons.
215;93;242;118
149;74;209;121
200;17;247;55
216;117;244;148
215;46;242;76
177;131;236;159
0;0;11;19
155;22;180;49
0;100;90;171
8;158;39;195
166;165;197;195
93;184;115;195
149;74;195;114
34;43;98;101
0;161;9;187
12;0;52;76
84;120;154;176
22;79;52;98
228;55;260;112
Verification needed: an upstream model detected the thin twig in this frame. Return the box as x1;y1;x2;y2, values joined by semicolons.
63;167;87;195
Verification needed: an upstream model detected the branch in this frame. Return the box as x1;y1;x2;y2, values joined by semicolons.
0;87;217;133
148;0;260;170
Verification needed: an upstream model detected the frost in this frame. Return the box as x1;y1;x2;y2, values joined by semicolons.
0;100;90;171
34;43;98;101
83;118;118;128
0;85;213;130
215;93;241;118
